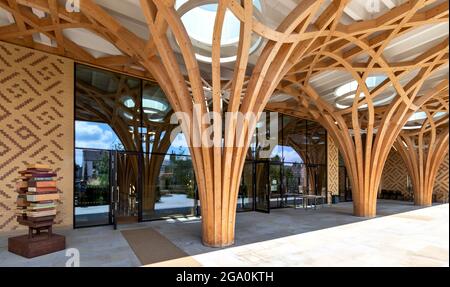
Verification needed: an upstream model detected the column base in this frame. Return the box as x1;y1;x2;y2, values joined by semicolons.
353;209;377;218
202;240;235;248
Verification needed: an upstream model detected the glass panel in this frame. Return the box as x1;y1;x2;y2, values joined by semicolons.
255;162;269;212
339;165;347;201
141;80;175;154
284;163;302;193
74;149;110;227
255;113;282;161
238;162;254;211
269;164;282;209
305;121;327;165
75;121;122;150
115;152;140;224
142;154;196;220
75;64;142;152
167;132;191;156
281;115;307;164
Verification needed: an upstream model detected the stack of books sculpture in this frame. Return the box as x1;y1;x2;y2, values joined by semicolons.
9;164;65;258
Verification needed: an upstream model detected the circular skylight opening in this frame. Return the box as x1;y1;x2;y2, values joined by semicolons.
181;4;240;46
334;76;390;109
123;97;135;108
121;110;134;120
175;0;263;63
407;111;447;122
403;112;448;130
143;97;169;114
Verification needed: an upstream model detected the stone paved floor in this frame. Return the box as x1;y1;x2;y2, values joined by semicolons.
0;200;448;267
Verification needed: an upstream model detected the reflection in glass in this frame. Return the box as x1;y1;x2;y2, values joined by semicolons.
269;164;282;209
75;121;122;150
238;162;254;211
74;64;333;220
255;162;269;212
74;149;110;227
75;64;142;151
143;154;196;220
75;64;196;227
116;152;140;224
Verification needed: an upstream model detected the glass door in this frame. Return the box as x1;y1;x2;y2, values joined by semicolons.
269;163;283;209
74;148;112;228
238;162;254;211
113;151;141;225
255;162;269;213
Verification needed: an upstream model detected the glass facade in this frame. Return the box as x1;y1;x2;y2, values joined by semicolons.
339;153;352;202
244;114;329;212
74;64;330;227
74;64;196;228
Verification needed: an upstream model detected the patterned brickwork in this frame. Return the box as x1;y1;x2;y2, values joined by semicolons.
381;150;409;197
433;149;449;203
382;148;449;202
327;134;339;195
0;42;73;231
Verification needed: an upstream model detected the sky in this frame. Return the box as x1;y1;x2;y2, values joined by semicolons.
75;121;304;164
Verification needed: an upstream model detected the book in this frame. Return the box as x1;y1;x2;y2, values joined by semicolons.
19;215;55;223
27;209;57;217
17;181;28;189
15;165;59;228
28;187;58;193
30;200;53;205
15;189;27;195
27;207;56;212
28;181;57;188
27;164;51;170
16;198;29;207
19;170;54;175
25;177;55;182
15;208;27;216
28;203;56;209
26;193;60;202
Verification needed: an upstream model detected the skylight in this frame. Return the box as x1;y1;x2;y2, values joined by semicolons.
142;97;168;114
334;76;390;109
181;4;240;46
402;112;448;130
175;0;263;63
122;96;169;114
407;111;447;122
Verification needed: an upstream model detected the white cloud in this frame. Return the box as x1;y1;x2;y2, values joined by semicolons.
75;121;119;150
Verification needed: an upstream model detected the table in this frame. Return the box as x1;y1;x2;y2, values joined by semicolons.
284;193;303;208
303;195;326;210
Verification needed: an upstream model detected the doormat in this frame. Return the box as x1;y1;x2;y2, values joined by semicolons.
121;228;202;267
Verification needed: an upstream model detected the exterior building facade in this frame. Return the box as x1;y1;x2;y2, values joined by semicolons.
0;0;448;249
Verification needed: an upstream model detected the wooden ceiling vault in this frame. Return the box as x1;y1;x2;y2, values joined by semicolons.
0;0;448;247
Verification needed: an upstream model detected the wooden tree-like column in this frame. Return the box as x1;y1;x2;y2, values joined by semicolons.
277;1;449;217
394;96;449;206
135;0;352;247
